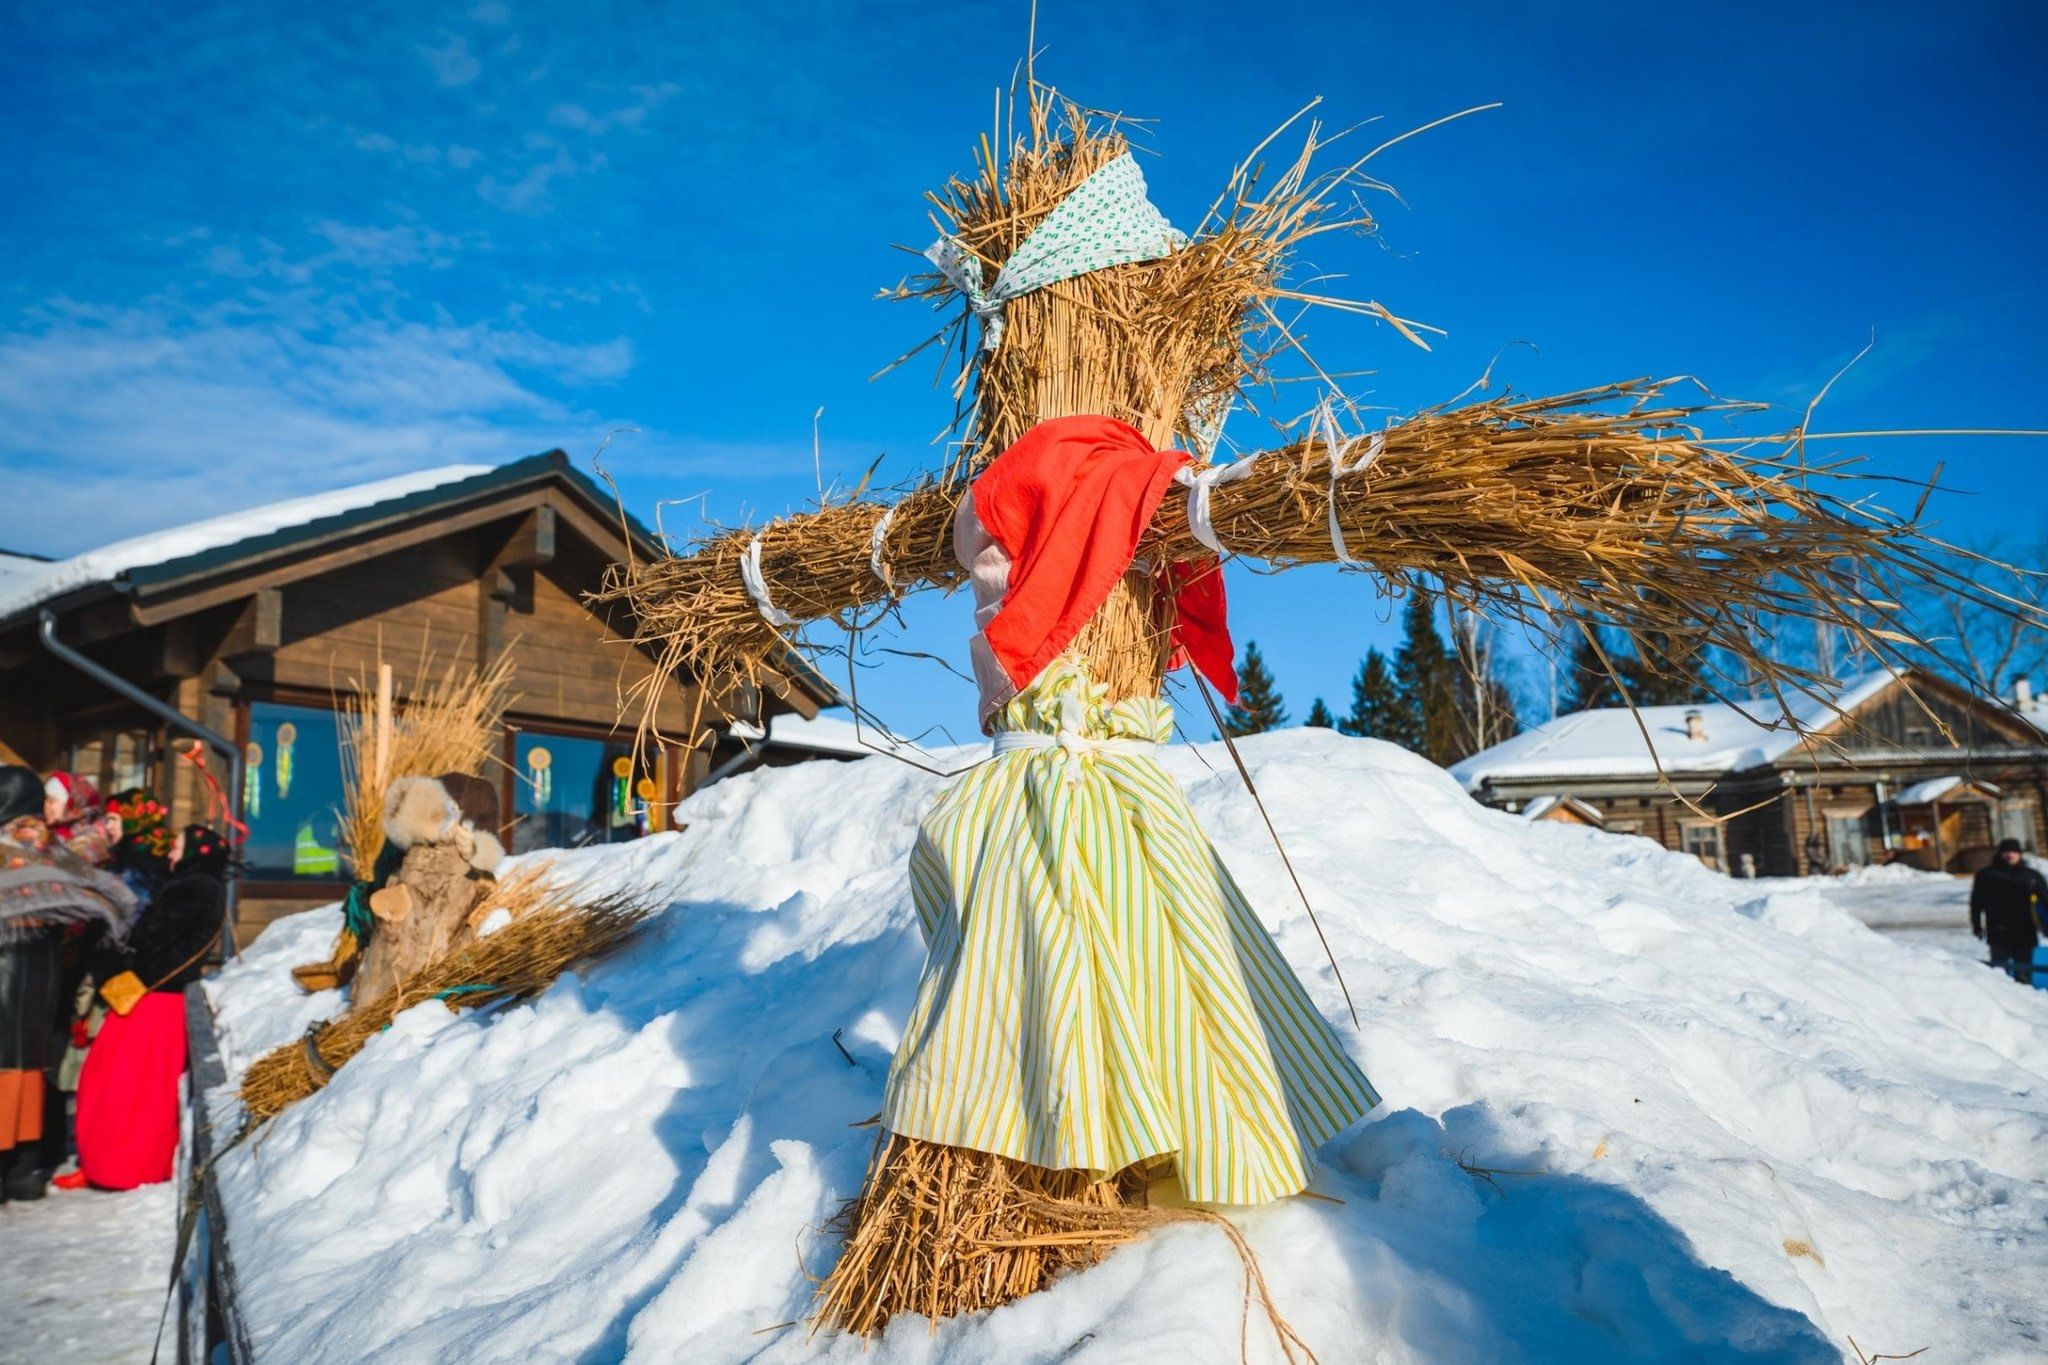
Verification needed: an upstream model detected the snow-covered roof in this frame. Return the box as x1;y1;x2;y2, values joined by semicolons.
1521;794;1606;825
0;465;493;622
0;551;52;591
730;712;917;760
1451;671;1898;790
1891;775;2000;805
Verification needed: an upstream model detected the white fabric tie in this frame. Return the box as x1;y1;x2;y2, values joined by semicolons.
740;532;797;629
992;695;1156;775
868;504;898;590
991;730;1157;759
1174;458;1259;555
1312;400;1386;566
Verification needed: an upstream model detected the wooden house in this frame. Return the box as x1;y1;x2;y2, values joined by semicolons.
1452;669;2048;877
0;453;833;939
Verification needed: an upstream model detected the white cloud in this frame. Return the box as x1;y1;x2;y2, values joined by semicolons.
546;83;681;136
418;34;481;87
477;136;606;214
0;295;639;551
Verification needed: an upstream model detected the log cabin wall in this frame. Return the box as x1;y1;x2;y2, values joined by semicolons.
0;457;830;944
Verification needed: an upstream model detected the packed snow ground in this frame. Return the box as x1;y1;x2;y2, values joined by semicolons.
3;1180;176;1363
204;731;2048;1363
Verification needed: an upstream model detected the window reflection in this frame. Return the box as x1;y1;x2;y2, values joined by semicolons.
511;730;647;854
244;702;346;880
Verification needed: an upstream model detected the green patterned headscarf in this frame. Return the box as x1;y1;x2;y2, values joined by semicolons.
926;152;1184;352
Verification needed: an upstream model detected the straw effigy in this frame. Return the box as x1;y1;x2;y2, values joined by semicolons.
600;92;2038;751
594;82;2047;1342
291;648;517;992
248;867;655;1124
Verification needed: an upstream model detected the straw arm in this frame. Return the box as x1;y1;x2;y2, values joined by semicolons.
594;482;969;726
602;380;2039;731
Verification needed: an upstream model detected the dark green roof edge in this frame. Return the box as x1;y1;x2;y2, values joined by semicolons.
120;450;661;594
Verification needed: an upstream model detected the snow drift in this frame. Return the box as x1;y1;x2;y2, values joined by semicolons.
206;730;2048;1363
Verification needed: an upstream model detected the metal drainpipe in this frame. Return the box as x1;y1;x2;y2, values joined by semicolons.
39;609;244;958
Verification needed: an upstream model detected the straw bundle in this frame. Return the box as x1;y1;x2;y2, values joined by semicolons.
605;379;2037;734
815;1134;1313;1361
336;650;517;879
242;868;654;1124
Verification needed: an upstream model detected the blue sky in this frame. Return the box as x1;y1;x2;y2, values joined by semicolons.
3;1;2044;744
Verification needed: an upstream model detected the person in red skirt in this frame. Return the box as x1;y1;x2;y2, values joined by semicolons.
73;825;229;1191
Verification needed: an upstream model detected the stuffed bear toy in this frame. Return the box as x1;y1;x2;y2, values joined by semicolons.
349;773;504;1008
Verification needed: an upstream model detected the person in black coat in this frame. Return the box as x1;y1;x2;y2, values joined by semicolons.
99;825;230;998
1969;838;2047;983
74;825;231;1190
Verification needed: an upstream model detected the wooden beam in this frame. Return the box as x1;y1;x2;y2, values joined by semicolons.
64;595;144;647
486;506;556;574
220;588;283;659
478;574;510;672
156;618;205;678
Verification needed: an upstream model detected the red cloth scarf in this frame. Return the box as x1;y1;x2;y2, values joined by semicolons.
974;415;1237;702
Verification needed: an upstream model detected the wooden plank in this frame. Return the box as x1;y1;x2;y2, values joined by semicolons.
130;492;553;625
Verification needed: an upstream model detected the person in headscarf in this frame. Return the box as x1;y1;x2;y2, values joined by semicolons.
42;772;122;867
105;788;174;903
0;767;135;1200
74;825;230;1190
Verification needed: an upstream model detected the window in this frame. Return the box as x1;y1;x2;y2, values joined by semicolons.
1998;799;2038;852
242;702;347;881
1825;810;1871;870
510;729;650;855
61;728;157;796
1680;821;1724;872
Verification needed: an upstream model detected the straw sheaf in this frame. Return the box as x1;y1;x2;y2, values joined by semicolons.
813;1133;1314;1360
238;867;657;1125
335;650;517;878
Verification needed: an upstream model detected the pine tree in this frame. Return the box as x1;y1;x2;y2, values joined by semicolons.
1562;627;1627;713
1338;647;1417;747
1561;611;1710;714
1304;697;1336;728
1394;593;1461;764
1222;641;1289;736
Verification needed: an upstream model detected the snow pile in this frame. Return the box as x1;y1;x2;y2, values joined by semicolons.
207;731;2048;1363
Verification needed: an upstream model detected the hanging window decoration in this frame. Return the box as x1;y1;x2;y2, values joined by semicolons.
610;755;633;822
243;740;264;819
275;721;297;799
635;776;659;833
526;745;552;805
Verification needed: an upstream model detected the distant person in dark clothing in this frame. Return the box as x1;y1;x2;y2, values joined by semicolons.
1970;838;2047;984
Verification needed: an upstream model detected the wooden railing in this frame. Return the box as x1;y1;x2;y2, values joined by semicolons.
179;985;256;1363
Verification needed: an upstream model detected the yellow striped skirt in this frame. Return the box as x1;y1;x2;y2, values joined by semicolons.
881;658;1380;1205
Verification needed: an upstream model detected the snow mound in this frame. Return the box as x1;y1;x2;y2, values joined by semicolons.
207;730;2048;1363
